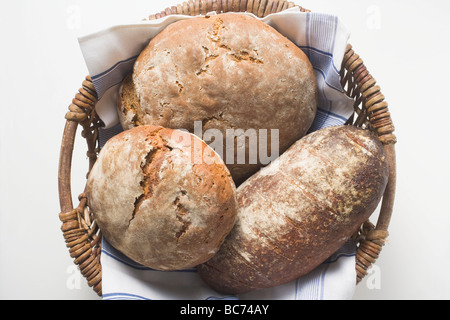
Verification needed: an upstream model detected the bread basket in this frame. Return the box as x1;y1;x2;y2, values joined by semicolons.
58;0;397;297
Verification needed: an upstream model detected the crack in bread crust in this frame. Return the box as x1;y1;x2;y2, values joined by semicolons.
128;128;165;227
173;190;191;240
128;148;157;227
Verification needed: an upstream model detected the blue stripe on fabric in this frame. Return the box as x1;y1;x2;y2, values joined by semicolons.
99;122;124;148
317;107;348;122
308;108;348;133
91;55;138;99
103;293;240;301
313;66;343;93
91;55;138;80
298;46;340;75
95;78;128;100
103;292;151;300
299;45;332;58
206;296;239;300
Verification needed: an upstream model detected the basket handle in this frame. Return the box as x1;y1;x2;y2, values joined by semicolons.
146;0;309;20
340;44;397;283
58;76;103;296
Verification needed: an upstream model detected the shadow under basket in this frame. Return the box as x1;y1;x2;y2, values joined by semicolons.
58;0;397;297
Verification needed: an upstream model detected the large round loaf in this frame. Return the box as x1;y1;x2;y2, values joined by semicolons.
86;125;238;271
197;125;389;294
118;13;318;185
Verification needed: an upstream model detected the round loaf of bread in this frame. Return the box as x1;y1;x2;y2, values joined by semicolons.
118;13;318;185
86;125;238;271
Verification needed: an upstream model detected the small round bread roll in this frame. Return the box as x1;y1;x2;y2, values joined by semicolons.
118;13;318;185
86;125;238;271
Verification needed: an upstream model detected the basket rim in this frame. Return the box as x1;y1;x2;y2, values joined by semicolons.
58;0;397;297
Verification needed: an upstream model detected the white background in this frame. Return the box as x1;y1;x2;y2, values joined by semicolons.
1;0;449;300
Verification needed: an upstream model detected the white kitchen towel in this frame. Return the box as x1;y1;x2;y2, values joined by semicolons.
78;7;357;300
101;237;357;300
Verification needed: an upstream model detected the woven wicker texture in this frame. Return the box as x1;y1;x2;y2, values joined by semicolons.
58;0;397;296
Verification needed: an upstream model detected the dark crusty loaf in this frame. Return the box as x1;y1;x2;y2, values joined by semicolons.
118;13;318;185
197;125;389;294
86;125;238;271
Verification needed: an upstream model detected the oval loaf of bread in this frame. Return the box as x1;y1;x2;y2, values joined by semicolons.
86;125;238;271
197;125;389;294
118;13;318;185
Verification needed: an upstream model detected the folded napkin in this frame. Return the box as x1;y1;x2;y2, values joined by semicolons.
78;7;356;300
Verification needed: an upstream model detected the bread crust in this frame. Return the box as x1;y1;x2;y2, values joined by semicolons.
86;125;238;271
118;13;318;185
197;126;389;294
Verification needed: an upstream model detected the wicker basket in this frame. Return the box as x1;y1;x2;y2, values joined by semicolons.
58;0;397;297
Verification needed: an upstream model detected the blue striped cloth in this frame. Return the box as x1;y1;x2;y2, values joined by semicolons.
79;7;356;300
100;237;357;300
